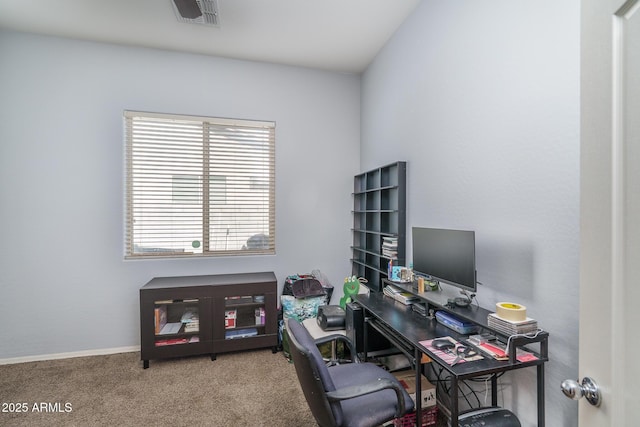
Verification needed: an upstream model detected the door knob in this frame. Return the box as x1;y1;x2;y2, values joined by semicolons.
561;377;601;407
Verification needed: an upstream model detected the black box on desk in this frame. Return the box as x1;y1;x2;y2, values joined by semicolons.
317;305;345;331
345;302;391;353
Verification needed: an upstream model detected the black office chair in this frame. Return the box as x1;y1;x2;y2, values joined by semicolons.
286;318;414;427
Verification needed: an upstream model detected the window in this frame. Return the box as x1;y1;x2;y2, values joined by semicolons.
124;111;275;258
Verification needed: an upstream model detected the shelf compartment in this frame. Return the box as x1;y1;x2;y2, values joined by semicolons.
365;191;381;211
365;232;382;254
153;299;200;336
365;169;381;190
225;305;266;329
380;164;401;187
380;187;399;211
365;212;381;234
353;192;367;211
380;211;399;235
354;175;367;193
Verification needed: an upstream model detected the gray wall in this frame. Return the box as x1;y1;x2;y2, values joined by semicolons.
0;31;360;359
361;1;579;426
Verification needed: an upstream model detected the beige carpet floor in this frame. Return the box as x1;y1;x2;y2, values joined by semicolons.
0;349;316;427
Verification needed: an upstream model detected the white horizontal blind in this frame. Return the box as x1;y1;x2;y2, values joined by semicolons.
124;111;275;258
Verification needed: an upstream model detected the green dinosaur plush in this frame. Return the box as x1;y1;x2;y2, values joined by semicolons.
340;276;360;309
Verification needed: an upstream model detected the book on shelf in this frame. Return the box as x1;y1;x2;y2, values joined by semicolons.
181;308;198;321
155;337;189;347
383;284;419;305
225;328;258;339
225;295;254;305
225;309;237;329
255;307;265;326
382;250;398;259
382;236;399;259
158;322;182;335
181;308;199;333
154;305;167;334
184;321;199;333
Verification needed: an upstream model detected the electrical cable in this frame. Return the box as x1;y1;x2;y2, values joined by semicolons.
424;346;518;415
482;375;490;406
470;293;479;307
506;328;545;354
459;379;481;408
427;360;488;414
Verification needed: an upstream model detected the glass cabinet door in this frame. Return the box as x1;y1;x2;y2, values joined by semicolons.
223;295;266;340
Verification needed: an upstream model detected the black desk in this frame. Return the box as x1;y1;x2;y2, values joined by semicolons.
354;289;548;426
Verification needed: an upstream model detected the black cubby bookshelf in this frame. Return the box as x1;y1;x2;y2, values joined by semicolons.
351;162;406;292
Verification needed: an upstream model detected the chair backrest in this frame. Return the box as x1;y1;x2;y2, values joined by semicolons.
286;317;344;427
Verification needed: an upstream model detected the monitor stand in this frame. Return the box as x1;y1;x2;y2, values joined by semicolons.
454;289;474;307
454;297;471;308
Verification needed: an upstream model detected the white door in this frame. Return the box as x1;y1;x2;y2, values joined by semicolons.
579;0;640;425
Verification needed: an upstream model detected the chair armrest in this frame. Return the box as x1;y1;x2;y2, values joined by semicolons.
313;334;358;363
325;378;410;418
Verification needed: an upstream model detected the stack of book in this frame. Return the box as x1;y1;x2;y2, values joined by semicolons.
487;313;538;335
383;284;419;305
181;309;199;333
382;236;398;259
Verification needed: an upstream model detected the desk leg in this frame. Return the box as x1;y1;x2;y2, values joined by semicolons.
415;347;421;426
491;374;498;406
450;378;459;426
537;364;545;427
363;316;369;362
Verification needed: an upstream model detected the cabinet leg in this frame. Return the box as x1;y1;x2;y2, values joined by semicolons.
211;354;216;361
272;346;278;353
143;360;149;369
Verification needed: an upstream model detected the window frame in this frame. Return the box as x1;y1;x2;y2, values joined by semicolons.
124;110;276;259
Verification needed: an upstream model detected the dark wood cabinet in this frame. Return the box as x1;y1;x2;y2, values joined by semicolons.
140;272;278;368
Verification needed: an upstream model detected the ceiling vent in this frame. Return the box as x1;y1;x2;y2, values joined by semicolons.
172;0;219;26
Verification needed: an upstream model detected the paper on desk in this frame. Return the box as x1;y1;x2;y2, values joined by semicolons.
475;341;539;362
419;337;484;366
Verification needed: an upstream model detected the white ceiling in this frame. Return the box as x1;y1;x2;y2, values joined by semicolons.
0;0;420;74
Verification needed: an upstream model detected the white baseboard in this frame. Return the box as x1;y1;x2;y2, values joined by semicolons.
0;346;140;365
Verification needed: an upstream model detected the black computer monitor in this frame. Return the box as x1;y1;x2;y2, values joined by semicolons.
412;227;477;294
